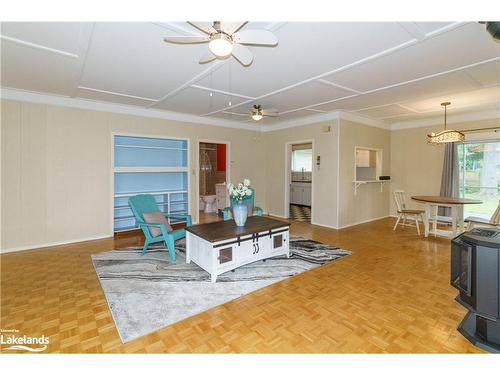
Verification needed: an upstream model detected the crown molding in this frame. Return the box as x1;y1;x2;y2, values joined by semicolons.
239;109;389;132
3;87;495;135
339;111;390;129
390;107;500;130
261;111;341;132
0;87;258;131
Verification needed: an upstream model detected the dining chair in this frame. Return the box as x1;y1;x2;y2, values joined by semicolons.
128;194;192;262
465;199;500;230
393;190;425;235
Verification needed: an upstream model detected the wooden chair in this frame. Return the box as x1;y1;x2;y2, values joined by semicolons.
393;190;425;235
128;194;192;261
465;199;500;230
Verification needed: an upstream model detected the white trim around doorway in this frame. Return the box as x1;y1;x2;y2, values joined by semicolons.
196;139;231;224
284;139;315;220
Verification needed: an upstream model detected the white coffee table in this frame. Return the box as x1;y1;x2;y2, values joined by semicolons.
185;216;291;282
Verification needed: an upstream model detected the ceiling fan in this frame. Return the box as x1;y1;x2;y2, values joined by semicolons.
163;21;278;66
225;105;279;121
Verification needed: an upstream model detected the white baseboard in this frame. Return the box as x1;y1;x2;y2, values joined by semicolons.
338;215;390;229
1;234;113;254
310;221;339;230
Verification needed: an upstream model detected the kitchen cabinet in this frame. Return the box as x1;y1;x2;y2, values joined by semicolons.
290;182;312;207
356;149;376;167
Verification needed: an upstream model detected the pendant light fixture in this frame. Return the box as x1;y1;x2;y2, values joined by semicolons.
427;102;465;144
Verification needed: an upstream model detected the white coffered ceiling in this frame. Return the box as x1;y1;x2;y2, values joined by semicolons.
1;21;499;129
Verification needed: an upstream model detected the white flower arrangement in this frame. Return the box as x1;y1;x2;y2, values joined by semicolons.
227;179;253;202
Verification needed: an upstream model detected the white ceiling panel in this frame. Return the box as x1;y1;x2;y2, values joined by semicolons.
1;22;499;127
76;87;156;107
244;80;354;113
355;104;416;118
383;113;432;123
1;22;85;54
413;22;456;35
211;111;249;121
400;86;500;112
195;22;414;97
323;23;500;92
80;22;210;100
463;60;500;87
154;87;247;114
387;101;500;123
272;109;319;120
312;71;481;112
1;41;78;95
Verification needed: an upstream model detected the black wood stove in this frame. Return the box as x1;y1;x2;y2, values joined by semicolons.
451;227;500;353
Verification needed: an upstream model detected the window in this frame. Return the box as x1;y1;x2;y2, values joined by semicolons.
292;149;312;172
458;141;500;219
113;135;189;232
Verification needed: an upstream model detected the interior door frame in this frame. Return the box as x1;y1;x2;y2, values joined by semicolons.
196;139;231;224
284;139;314;219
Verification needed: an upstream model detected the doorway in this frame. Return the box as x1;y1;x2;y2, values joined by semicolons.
285;140;314;223
197;140;230;224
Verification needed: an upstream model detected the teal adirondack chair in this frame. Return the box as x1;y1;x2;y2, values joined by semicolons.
222;188;263;221
128;194;192;262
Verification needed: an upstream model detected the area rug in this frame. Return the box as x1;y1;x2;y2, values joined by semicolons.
91;237;351;343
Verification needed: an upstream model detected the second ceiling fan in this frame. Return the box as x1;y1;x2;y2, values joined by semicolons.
163;21;278;66
225;105;279;121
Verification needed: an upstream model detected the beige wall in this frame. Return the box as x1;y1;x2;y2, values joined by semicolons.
264;120;340;228
4;96;496;252
338;119;391;228
390;118;500;215
1;99;267;251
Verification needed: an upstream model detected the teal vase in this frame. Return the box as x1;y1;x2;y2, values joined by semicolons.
233;201;248;226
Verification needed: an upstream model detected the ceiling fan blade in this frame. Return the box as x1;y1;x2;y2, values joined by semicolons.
223;111;249;116
187;22;216;35
163;36;210;44
199;50;217;64
263;113;279;117
220;22;247;35
233;29;278;46
231;44;253;66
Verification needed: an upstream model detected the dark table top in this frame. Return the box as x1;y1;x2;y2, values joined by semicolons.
186;216;290;243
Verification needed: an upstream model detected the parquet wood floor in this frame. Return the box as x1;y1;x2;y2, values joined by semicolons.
0;218;484;353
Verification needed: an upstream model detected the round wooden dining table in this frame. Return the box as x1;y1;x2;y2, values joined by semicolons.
411;195;482;238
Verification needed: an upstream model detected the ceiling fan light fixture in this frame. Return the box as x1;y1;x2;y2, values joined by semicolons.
208;34;233;57
251;113;263;121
